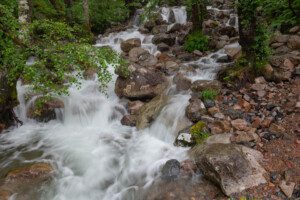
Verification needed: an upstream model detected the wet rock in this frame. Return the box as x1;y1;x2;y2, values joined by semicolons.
190;143;267;196
121;115;136;127
185;98;207;123
191;80;222;93
128;47;158;67
27;97;64;122
224;45;242;60
144;21;156;32
152;25;168;34
216;55;230;63
83;68;97;80
157;43;170;52
175;129;193;147
0;190;11;200
136;94;169;129
287;35;300;50
5;163;54;184
128;47;149;62
128;100;144;115
115;69;169;100
161;159;181;181
167;23;183;33
219;26;238;38
162;61;180;75
152;33;176;46
279;180;295;198
121;38;141;53
177;53;195;62
173;73;192;91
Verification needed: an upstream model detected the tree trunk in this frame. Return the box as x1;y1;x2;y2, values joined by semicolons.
18;0;31;40
191;0;207;31
64;0;74;23
83;0;91;32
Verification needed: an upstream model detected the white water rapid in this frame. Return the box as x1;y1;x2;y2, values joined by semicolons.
0;5;239;200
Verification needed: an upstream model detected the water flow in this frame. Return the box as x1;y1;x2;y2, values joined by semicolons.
0;5;238;200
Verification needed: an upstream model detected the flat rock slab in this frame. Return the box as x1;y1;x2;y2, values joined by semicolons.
189;143;267;196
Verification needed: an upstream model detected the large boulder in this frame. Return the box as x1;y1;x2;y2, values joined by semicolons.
115;68;169;100
27;97;64;122
190;143;267;196
152;33;176;46
0;163;54;200
136;94;169;130
121;38;141;53
128;47;158;67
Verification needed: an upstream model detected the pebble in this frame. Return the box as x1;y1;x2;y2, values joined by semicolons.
279;180;295;198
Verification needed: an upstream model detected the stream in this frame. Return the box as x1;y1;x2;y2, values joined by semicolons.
0;5;239;200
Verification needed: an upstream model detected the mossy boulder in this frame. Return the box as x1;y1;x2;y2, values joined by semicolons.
27;97;64;122
175;121;210;147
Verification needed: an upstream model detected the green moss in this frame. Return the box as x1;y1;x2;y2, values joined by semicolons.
200;89;218;101
184;31;209;53
190;121;210;144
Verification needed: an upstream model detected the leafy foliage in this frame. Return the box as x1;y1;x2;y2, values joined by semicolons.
237;0;271;72
260;0;300;30
184;31;209;52
70;0;129;33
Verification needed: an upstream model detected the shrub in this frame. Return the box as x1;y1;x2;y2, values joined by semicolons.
190;121;210;144
200;89;218;101
184;31;209;52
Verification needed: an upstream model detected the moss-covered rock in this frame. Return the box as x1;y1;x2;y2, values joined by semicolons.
27;97;64;122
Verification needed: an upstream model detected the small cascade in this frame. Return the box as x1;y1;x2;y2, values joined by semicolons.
0;3;241;200
161;6;187;24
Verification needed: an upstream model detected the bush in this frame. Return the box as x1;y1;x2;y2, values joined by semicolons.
184;31;209;52
190;121;210;144
200;89;218;101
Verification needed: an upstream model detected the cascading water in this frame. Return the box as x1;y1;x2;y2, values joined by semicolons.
0;5;239;200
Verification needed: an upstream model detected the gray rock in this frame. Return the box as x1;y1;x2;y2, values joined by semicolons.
136;94;169;129
152;34;176;46
115;69;169;100
157;43;170;52
121;38;141;53
190;143;267;196
161;159;181;181
185;98;207;123
121;115;137;127
173;73;192;91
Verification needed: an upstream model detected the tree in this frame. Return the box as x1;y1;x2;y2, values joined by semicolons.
185;0;208;31
83;0;91;32
236;0;270;71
